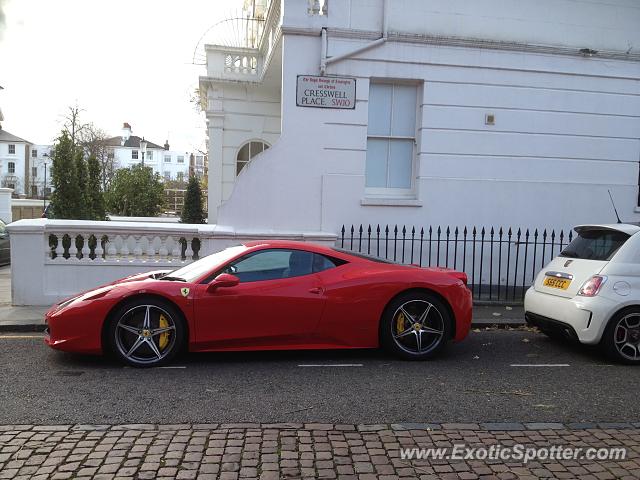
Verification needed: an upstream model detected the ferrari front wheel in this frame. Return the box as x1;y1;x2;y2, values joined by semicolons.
106;298;186;367
380;292;452;360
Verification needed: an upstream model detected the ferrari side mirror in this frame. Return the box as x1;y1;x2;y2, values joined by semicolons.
207;273;240;292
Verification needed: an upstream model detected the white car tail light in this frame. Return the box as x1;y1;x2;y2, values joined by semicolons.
577;275;607;297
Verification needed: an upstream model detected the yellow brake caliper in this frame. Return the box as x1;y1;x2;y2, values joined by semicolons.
158;314;169;350
396;311;405;334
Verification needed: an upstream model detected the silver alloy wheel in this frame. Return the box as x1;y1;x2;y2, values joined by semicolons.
391;299;445;355
614;313;640;361
115;305;177;365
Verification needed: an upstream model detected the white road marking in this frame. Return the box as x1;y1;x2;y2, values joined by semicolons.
510;363;570;367
157;366;187;369
0;335;44;339
298;364;363;367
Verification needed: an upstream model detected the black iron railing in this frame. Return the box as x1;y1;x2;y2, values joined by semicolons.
339;224;573;303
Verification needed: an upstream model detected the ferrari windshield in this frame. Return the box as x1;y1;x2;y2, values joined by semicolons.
164;245;247;283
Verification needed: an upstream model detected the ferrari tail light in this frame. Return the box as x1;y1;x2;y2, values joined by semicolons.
577;275;607;297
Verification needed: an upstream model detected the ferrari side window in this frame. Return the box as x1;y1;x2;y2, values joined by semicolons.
228;249;315;282
312;254;345;273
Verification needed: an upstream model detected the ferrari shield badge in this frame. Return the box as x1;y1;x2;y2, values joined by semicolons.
181;287;190;297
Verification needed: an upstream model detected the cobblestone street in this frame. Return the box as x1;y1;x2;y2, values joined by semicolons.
1;423;639;480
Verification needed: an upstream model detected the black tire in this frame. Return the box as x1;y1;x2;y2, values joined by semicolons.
380;291;452;360
601;307;640;365
105;296;186;368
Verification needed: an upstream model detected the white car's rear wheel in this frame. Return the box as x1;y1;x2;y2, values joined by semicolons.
602;308;640;365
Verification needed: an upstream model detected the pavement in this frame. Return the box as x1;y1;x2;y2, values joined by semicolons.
0;423;639;480
0;265;526;331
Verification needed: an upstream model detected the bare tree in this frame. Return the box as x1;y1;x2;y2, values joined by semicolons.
79;124;116;191
62;105;89;157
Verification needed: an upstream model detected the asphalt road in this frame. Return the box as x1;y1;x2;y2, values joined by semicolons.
0;328;635;425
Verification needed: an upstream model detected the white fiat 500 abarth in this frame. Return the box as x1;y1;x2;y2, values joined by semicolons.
525;223;640;364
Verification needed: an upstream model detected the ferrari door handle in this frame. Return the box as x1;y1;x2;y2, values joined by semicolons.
309;287;324;295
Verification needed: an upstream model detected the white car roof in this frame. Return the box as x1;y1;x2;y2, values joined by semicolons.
574;223;640;236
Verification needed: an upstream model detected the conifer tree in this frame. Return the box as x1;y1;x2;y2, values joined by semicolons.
181;175;206;224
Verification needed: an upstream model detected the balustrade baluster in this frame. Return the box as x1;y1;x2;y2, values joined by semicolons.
95;235;104;261
185;237;194;261
69;235;79;261
120;235;130;260
81;234;91;261
146;236;156;261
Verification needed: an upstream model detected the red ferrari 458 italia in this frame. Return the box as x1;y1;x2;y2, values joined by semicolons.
45;241;472;367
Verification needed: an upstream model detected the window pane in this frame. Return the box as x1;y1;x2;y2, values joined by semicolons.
391;85;417;136
227;249;314;282
388;139;413;189
365;138;388;188
368;83;392;136
250;142;264;156
237;144;250;162
312;253;340;273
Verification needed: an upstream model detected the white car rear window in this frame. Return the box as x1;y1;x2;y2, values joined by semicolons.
561;229;629;261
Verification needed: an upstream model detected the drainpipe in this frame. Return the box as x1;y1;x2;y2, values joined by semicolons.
321;0;387;75
320;27;328;74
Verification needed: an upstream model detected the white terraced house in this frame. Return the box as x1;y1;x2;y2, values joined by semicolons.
104;123;192;182
0;126;32;196
198;0;640;232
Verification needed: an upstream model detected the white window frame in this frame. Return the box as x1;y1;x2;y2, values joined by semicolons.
31;149;37;158
147;151;153;161
365;81;420;198
132;150;139;160
8;144;15;155
8;162;15;174
164;155;171;163
236;140;270;176
177;155;184;164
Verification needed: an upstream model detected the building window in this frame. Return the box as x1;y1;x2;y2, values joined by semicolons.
31;149;37;158
8;162;15;174
365;83;418;194
164;171;171;181
132;150;139;159
164;155;171;163
32;167;37;177
147;151;153;161
196;155;204;166
177;172;184;182
177;155;184;164
236;141;269;175
8;145;15;155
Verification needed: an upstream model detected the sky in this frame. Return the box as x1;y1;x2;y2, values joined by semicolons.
0;0;241;152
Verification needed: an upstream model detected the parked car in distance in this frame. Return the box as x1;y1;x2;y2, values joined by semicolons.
0;220;9;265
44;240;472;367
525;223;640;364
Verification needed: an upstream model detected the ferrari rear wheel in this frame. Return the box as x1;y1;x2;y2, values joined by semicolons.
380;292;452;360
107;298;186;367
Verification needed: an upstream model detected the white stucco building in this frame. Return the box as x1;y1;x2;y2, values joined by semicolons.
200;0;640;234
104;123;192;182
0;127;32;196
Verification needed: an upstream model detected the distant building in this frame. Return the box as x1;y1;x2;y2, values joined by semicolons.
28;144;52;198
0;127;32;196
104;123;191;182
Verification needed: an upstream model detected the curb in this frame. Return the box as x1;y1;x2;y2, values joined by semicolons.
0;422;638;432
